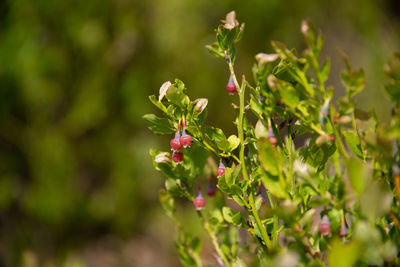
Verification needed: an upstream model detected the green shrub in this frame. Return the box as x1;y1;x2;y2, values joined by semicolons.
146;11;400;266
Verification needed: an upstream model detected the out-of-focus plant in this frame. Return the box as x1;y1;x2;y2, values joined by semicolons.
146;11;400;266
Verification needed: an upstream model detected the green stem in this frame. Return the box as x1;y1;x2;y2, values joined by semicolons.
180;184;230;266
232;154;240;163
197;211;230;266
266;190;279;247
287;123;295;195
228;60;272;251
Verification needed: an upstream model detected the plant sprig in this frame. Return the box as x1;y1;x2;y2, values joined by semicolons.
145;11;400;267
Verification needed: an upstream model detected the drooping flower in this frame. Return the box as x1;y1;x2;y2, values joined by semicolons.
217;161;226;177
193;191;206;210
268;126;277;147
172;151;184;163
226;75;237;95
170;130;182;151
319;214;330;236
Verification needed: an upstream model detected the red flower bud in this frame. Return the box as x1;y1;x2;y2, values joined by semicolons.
217;162;226;177
319;215;330;236
172;151;184;163
193;191;206;210
268;127;277;147
226;75;237;95
257;193;265;206
207;182;216;197
170;130;182;151
180;128;193;148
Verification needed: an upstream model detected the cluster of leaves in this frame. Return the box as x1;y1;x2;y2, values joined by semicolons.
145;11;400;267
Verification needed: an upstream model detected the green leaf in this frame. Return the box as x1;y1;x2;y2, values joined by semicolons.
205;42;225;58
343;131;364;159
384;52;400;102
255;195;263;210
346;157;370;194
159;189;175;219
298;209;316;227
227;135;240;151
205;127;226;143
149;95;169;114
255;120;268;139
209;209;224;226
183;143;209;186
205;127;229;152
279;82;300;108
268;75;300;108
165;178;182;197
249;97;263;119
236;23;245;42
174;79;187;93
301;19;317;50
260;170;288;199
320;58;330;83
327;208;342;232
230;184;243;196
143;114;176;135
166;84;190;108
258;138;284;176
360;181;392;220
217;25;239;50
271;41;298;64
189;236;201;254
217;174;230;194
232;196;246;206
340;53;365;99
217;139;231;152
225;166;233;186
222;207;246;228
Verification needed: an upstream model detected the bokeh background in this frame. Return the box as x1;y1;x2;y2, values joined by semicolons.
0;0;399;266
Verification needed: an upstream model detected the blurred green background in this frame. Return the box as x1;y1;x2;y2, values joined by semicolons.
0;0;399;266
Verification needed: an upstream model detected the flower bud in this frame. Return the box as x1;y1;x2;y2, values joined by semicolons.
258;94;265;104
180;128;193;148
172;151;184;163
193;191;206;210
316;134;335;145
217;162;226;177
159;81;172;101
268;127;277;147
225;52;230;62
207;182;216;197
193;98;208;115
170;130;182;151
223;11;239;30
155;152;170;163
255;53;279;65
226;75;237;95
319;214;330;236
336;115;352;124
257;193;265;206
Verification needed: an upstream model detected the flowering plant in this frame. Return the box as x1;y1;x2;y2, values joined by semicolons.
144;11;400;266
